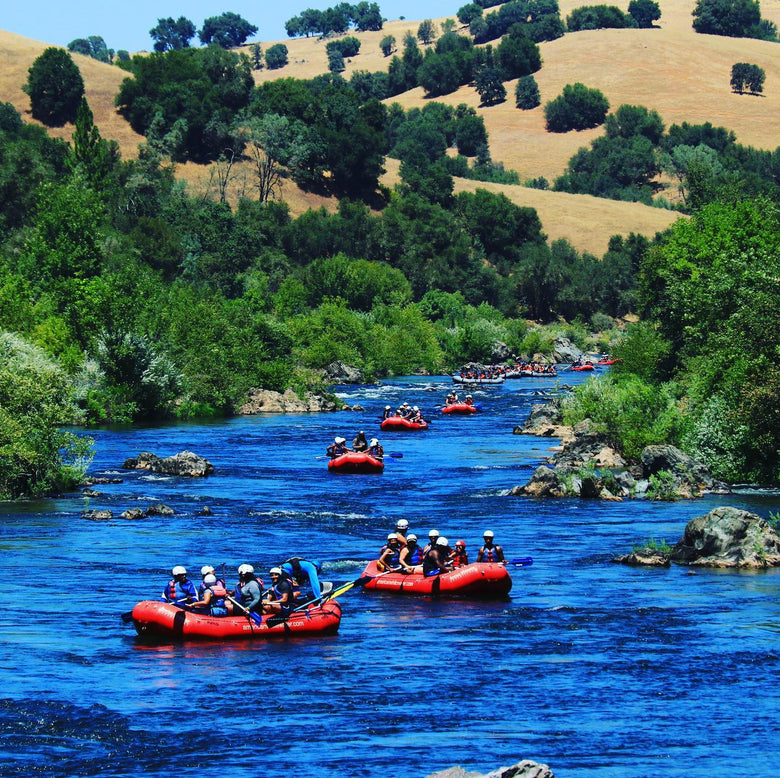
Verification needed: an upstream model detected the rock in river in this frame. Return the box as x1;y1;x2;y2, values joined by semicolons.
122;451;214;477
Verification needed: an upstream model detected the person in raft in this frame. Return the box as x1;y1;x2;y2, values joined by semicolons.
423;536;454;577
198;564;226;597
394;518;409;545
410;406;424;423
367;438;384;460
327;436;350;458
378;533;402;571
189;574;229;616
382;405;393;420
450;540;469;567
445;391;458;406
422;529;440;557
399;533;424;574
280;557;323;604
352;430;368;452
263;567;295;615
464;394;474;406
233;564;264;614
162;566;198;604
477;530;506;564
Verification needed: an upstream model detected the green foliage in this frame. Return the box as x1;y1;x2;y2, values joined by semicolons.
628;0;661;27
562;373;684;460
266;44;288;69
633;537;673;552
472;0;565;45
23;47;85;126
475;67;507;106
692;0;771;39
647;470;678;501
326;36;361;58
545;83;609;132
566;5;635;31
199;12;258;48
380;35;396;56
730;62;766;93
515;75;541;109
458;4;484;25
68;36;113;63
496;28;542;80
150;17;196;52
0;332;93;499
418;19;437;44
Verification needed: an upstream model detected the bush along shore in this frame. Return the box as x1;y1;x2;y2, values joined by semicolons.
511;397;730;501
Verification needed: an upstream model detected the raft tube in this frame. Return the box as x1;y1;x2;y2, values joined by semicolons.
360;560;512;599
441;403;478;415
571;364;594;371
328;452;385;473
380;416;428;431
130;599;342;641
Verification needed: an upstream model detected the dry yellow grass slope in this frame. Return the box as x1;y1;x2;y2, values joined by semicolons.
2;1;780;255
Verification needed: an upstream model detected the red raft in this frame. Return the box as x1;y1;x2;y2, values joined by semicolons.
130;599;342;641
571;364;594;372
328;452;384;473
380;416;428;432
441;403;477;415
360;560;511;599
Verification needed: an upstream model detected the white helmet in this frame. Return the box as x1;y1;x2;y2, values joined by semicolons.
396;519;409;530
172;565;186;576
387;532;398;541
429;529;440;539
370;438;379;446
437;536;449;547
335;436;346;444
407;534;418;542
413;406;419;411
200;565;215;576
385;405;391;410
269;567;282;575
203;574;217;585
238;564;254;575
483;530;494;538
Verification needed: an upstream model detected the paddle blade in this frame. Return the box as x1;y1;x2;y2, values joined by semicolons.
388;452;403;458
121;610;134;623
509;557;534;567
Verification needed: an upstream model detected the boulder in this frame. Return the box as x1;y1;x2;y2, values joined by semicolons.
324;361;363;384
198;505;213;516
120;507;146;520
613;550;671;567
85;477;123;485
146;503;175;516
427;761;554;778
511;465;572;498
82;509;113;521
551;336;585;364
123;451;214;478
670;506;780;567
490;341;512;361
640;445;729;497
81;488;100;498
239;388;338;414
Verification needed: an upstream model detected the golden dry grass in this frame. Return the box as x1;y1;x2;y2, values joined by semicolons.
2;1;780;255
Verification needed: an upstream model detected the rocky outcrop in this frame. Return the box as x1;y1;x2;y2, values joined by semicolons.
641;445;730;498
490;341;512;362
550;336;585;364
671;507;780;567
513;400;573;442
147;503;175;516
82;509;113;521
428;760;554;778
324;361;363;384
119;507;146;520
122;451;214;477
614;507;780;568
238;387;353;414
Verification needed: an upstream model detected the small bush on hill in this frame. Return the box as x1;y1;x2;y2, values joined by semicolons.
566;5;635;31
515;75;540;109
545;83;609;132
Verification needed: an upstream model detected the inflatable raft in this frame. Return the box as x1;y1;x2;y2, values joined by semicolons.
452;374;505;385
130;599;342;641
360;560;512;599
380;416;428;431
442;403;477;415
571;364;594;371
328;452;384;473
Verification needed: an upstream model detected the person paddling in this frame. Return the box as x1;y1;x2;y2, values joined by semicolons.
327;436;350;458
262;568;294;616
233;564;264;615
422;529;440;557
162;566;197;605
394;518;409;546
189;574;229;616
423;536;453;577
198;564;226;597
450;540;469;567
399;534;423;574
477;530;506;564
368;438;384;460
378;533;401;571
352;430;368;452
280;557;323;603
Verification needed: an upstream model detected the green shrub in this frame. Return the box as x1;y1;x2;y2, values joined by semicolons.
647;469;678;501
515;75;541;110
545;83;609;132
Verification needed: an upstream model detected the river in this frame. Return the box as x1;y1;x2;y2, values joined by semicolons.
1;373;778;778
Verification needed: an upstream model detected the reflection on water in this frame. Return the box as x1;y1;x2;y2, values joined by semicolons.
1;374;779;777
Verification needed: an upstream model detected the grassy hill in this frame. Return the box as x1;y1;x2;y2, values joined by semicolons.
2;1;779;255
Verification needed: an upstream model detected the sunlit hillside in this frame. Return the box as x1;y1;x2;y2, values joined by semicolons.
2;1;780;254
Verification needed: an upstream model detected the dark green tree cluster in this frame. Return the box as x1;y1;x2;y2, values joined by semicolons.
23;48;85;127
326;36;361;71
470;0;565;44
515;75;541;109
566;5;635;31
266;44;289;70
627;0;661;27
285;3;383;37
692;0;777;40
149;17;197;52
544;82;610;132
730;62;766;93
68;36;113;63
199;12;258;48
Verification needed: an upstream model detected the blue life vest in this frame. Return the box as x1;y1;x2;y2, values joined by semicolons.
408;546;422;565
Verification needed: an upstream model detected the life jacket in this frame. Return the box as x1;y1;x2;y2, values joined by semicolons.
272;579;294;613
205;583;227;612
451;551;468;567
480;545;497;562
378;543;400;570
165;579;194;602
407;546;422;565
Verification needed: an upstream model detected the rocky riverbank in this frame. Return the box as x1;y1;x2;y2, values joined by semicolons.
511;399;729;501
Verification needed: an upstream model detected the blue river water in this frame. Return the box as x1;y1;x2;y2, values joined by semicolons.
1;373;779;778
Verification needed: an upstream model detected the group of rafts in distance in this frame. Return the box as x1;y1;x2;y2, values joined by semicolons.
127;371;556;642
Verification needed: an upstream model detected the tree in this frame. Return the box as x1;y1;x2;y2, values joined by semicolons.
544;83;610;132
70;98;118;187
250;44;263;70
566;5;634;31
265;44;289;70
418;19;437;44
496;28;542;80
68;36;112;63
149;17;196;52
23;47;84;126
628;0;661;27
731;62;765;93
353;2;384;31
514;75;540;109
458;3;484;25
328;50;345;73
380;34;396;56
475;67;507;106
692;0;761;38
199;12;258;48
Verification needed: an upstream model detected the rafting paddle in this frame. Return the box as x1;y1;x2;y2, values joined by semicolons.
509;556;534;567
226;594;264;626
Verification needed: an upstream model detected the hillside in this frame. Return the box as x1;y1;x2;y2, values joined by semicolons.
2;1;780;254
